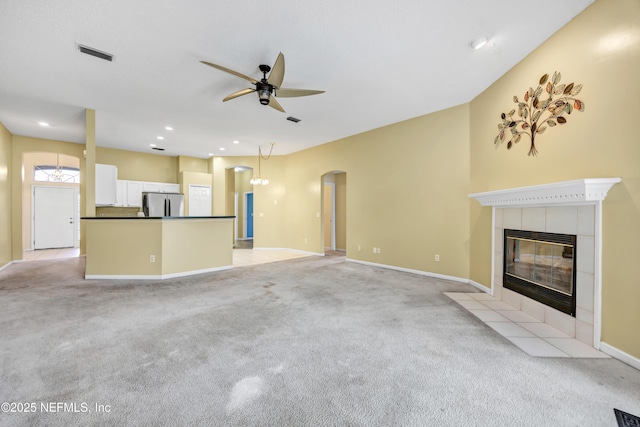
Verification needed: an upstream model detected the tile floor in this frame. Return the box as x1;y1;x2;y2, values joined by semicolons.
23;248;81;261
445;292;609;359
23;247;312;268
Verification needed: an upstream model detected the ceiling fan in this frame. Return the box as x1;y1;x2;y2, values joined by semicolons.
201;52;325;113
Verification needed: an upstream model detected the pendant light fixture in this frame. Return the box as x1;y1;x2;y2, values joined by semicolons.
52;153;63;181
250;142;275;186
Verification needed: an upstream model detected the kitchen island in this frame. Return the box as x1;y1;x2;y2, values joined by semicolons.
82;216;235;279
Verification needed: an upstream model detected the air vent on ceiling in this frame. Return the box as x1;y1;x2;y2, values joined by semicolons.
151;147;165;151
286;116;301;123
77;44;114;62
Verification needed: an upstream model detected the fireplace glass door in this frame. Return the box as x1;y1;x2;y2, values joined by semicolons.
503;230;577;316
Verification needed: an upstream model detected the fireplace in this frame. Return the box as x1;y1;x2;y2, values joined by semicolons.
469;178;621;349
503;229;577;316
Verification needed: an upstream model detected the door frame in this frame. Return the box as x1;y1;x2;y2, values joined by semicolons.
324;182;336;251
243;191;254;240
234;192;239;241
31;185;80;250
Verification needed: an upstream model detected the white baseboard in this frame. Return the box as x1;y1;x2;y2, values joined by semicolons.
469;280;493;295
346;258;470;284
0;261;13;273
85;265;233;280
600;342;640;371
253;247;324;256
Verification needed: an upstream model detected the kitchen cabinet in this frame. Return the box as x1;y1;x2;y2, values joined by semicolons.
116;180;126;206
116;180;144;207
142;182;163;193
126;181;143;206
96;164;117;206
142;181;180;193
162;183;180;193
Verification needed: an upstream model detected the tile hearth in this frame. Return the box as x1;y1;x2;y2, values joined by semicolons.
445;292;609;358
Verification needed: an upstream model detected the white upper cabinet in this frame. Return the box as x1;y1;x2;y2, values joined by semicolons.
162;183;180;193
126;181;143;206
96;164;117;206
142;182;163;193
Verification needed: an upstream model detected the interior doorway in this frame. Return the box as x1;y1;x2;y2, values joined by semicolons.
244;192;254;239
321;171;347;255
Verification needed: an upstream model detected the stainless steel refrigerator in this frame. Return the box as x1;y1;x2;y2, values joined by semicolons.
142;192;184;217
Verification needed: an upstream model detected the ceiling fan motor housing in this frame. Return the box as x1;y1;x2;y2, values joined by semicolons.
256;82;273;105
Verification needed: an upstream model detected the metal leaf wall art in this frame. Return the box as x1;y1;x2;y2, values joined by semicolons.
494;72;585;156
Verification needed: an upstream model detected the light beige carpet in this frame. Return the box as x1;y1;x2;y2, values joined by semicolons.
1;255;639;426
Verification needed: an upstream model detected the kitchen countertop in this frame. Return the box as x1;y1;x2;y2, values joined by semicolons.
82;216;236;220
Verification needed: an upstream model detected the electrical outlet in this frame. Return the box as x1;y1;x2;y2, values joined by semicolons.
435;254;440;262
357;245;362;251
378;248;381;254
373;247;377;253
150;255;156;263
304;238;308;244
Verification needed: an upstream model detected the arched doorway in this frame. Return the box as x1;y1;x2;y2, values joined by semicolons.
227;165;254;249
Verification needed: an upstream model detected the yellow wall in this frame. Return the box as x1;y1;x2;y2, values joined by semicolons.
0;122;12;267
469;0;640;357
178;156;208;174
97;147;178;183
214;104;471;273
11;136;85;259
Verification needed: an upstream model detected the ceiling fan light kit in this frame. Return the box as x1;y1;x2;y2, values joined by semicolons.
201;52;324;113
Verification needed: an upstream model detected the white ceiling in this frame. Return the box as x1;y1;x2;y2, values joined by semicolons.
0;0;594;158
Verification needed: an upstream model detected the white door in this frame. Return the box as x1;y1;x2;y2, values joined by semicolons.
188;185;212;216
33;186;75;249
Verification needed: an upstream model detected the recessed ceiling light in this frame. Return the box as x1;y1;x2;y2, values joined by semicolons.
165;126;173;131
157;136;164;140
233;140;239;144
470;37;488;50
208;153;214;156
219;147;225;151
150;143;157;147
38;122;50;127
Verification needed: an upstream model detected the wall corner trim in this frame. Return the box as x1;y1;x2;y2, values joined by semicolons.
599;342;640;372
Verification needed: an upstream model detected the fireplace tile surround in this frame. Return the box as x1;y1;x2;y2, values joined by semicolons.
469;178;621;350
495;205;593;344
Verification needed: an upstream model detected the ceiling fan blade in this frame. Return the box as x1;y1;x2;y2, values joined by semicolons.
223;88;255;102
268;96;285;113
200;61;258;85
275;88;325;98
268;52;285;89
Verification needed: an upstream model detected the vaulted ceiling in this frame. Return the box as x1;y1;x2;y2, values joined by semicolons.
0;0;594;158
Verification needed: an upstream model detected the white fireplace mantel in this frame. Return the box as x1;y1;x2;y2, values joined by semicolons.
468;178;621;207
467;177;623;353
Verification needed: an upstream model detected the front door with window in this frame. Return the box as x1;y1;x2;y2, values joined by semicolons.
33;186;75;249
